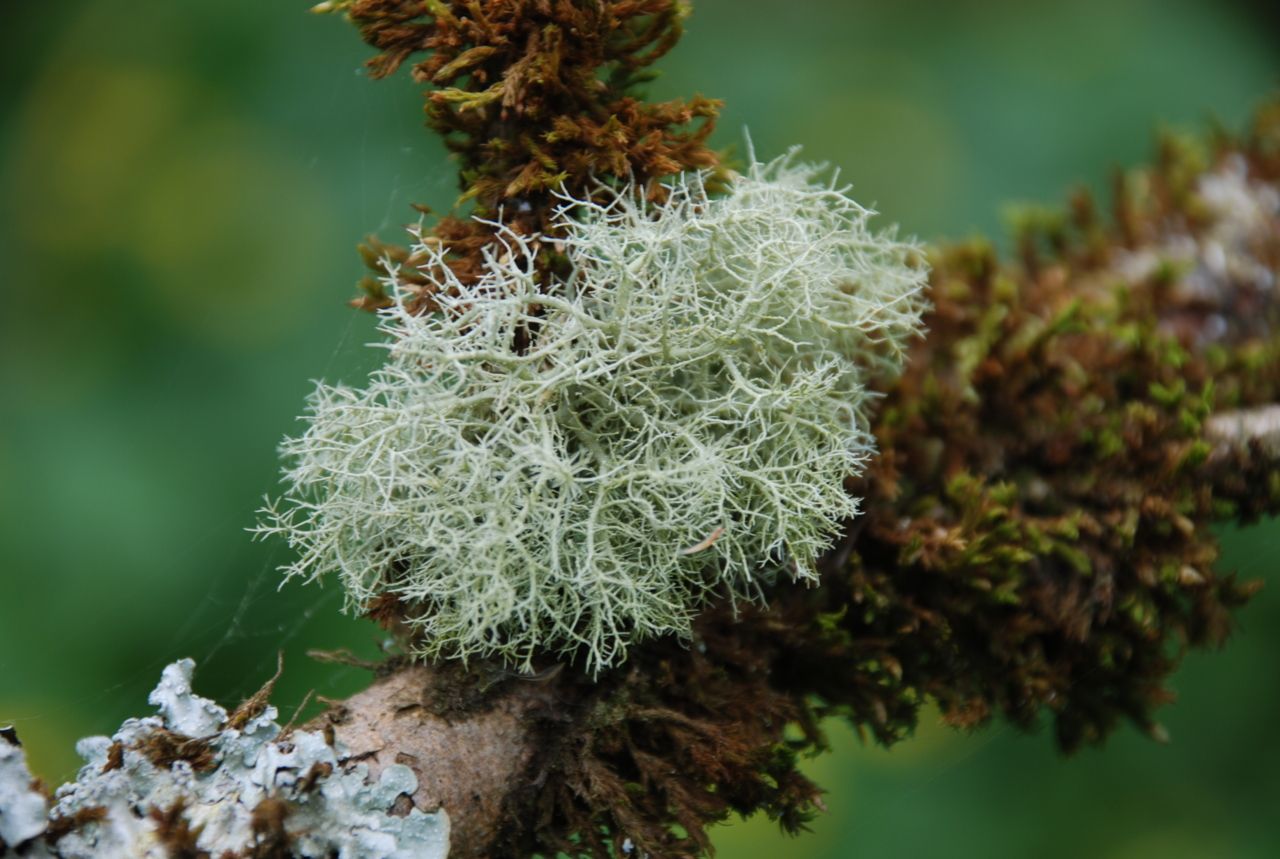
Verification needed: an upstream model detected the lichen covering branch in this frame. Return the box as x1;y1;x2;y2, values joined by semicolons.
1;661;449;859
258;158;927;673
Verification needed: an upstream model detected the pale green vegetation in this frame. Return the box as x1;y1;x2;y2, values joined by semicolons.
258;157;927;672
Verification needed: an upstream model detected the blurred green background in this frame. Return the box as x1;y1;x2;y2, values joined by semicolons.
1;1;1278;856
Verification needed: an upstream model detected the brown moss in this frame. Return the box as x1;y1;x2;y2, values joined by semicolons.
248;797;294;859
295;761;335;795
135;729;219;775
101;740;124;773
225;654;284;732
43;805;108;845
150;799;209;858
322;0;721;311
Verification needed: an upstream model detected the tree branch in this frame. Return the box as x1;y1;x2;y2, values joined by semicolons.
9;105;1280;859
315;666;555;859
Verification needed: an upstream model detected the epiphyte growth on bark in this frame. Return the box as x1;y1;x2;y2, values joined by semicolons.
1;661;450;859
259;158;928;673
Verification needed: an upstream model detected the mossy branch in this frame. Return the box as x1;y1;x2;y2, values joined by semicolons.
338;105;1280;856
333;109;1280;857
15;103;1280;859
242;1;1280;851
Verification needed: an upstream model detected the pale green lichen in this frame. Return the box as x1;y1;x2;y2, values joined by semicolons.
258;154;928;672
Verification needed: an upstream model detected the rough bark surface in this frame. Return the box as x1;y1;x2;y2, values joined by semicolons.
314;666;554;859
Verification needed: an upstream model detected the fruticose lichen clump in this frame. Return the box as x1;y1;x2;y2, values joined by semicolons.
258;157;927;672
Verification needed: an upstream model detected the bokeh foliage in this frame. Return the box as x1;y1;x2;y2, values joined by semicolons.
1;1;1278;857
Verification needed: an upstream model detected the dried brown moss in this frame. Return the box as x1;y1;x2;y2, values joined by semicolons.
150;799;209;859
320;0;721;311
134;729;219;775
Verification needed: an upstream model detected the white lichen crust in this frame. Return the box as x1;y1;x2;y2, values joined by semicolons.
3;660;449;859
1;728;51;852
1115;153;1279;345
259;155;929;672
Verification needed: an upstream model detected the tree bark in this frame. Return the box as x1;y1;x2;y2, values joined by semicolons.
314;666;556;859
